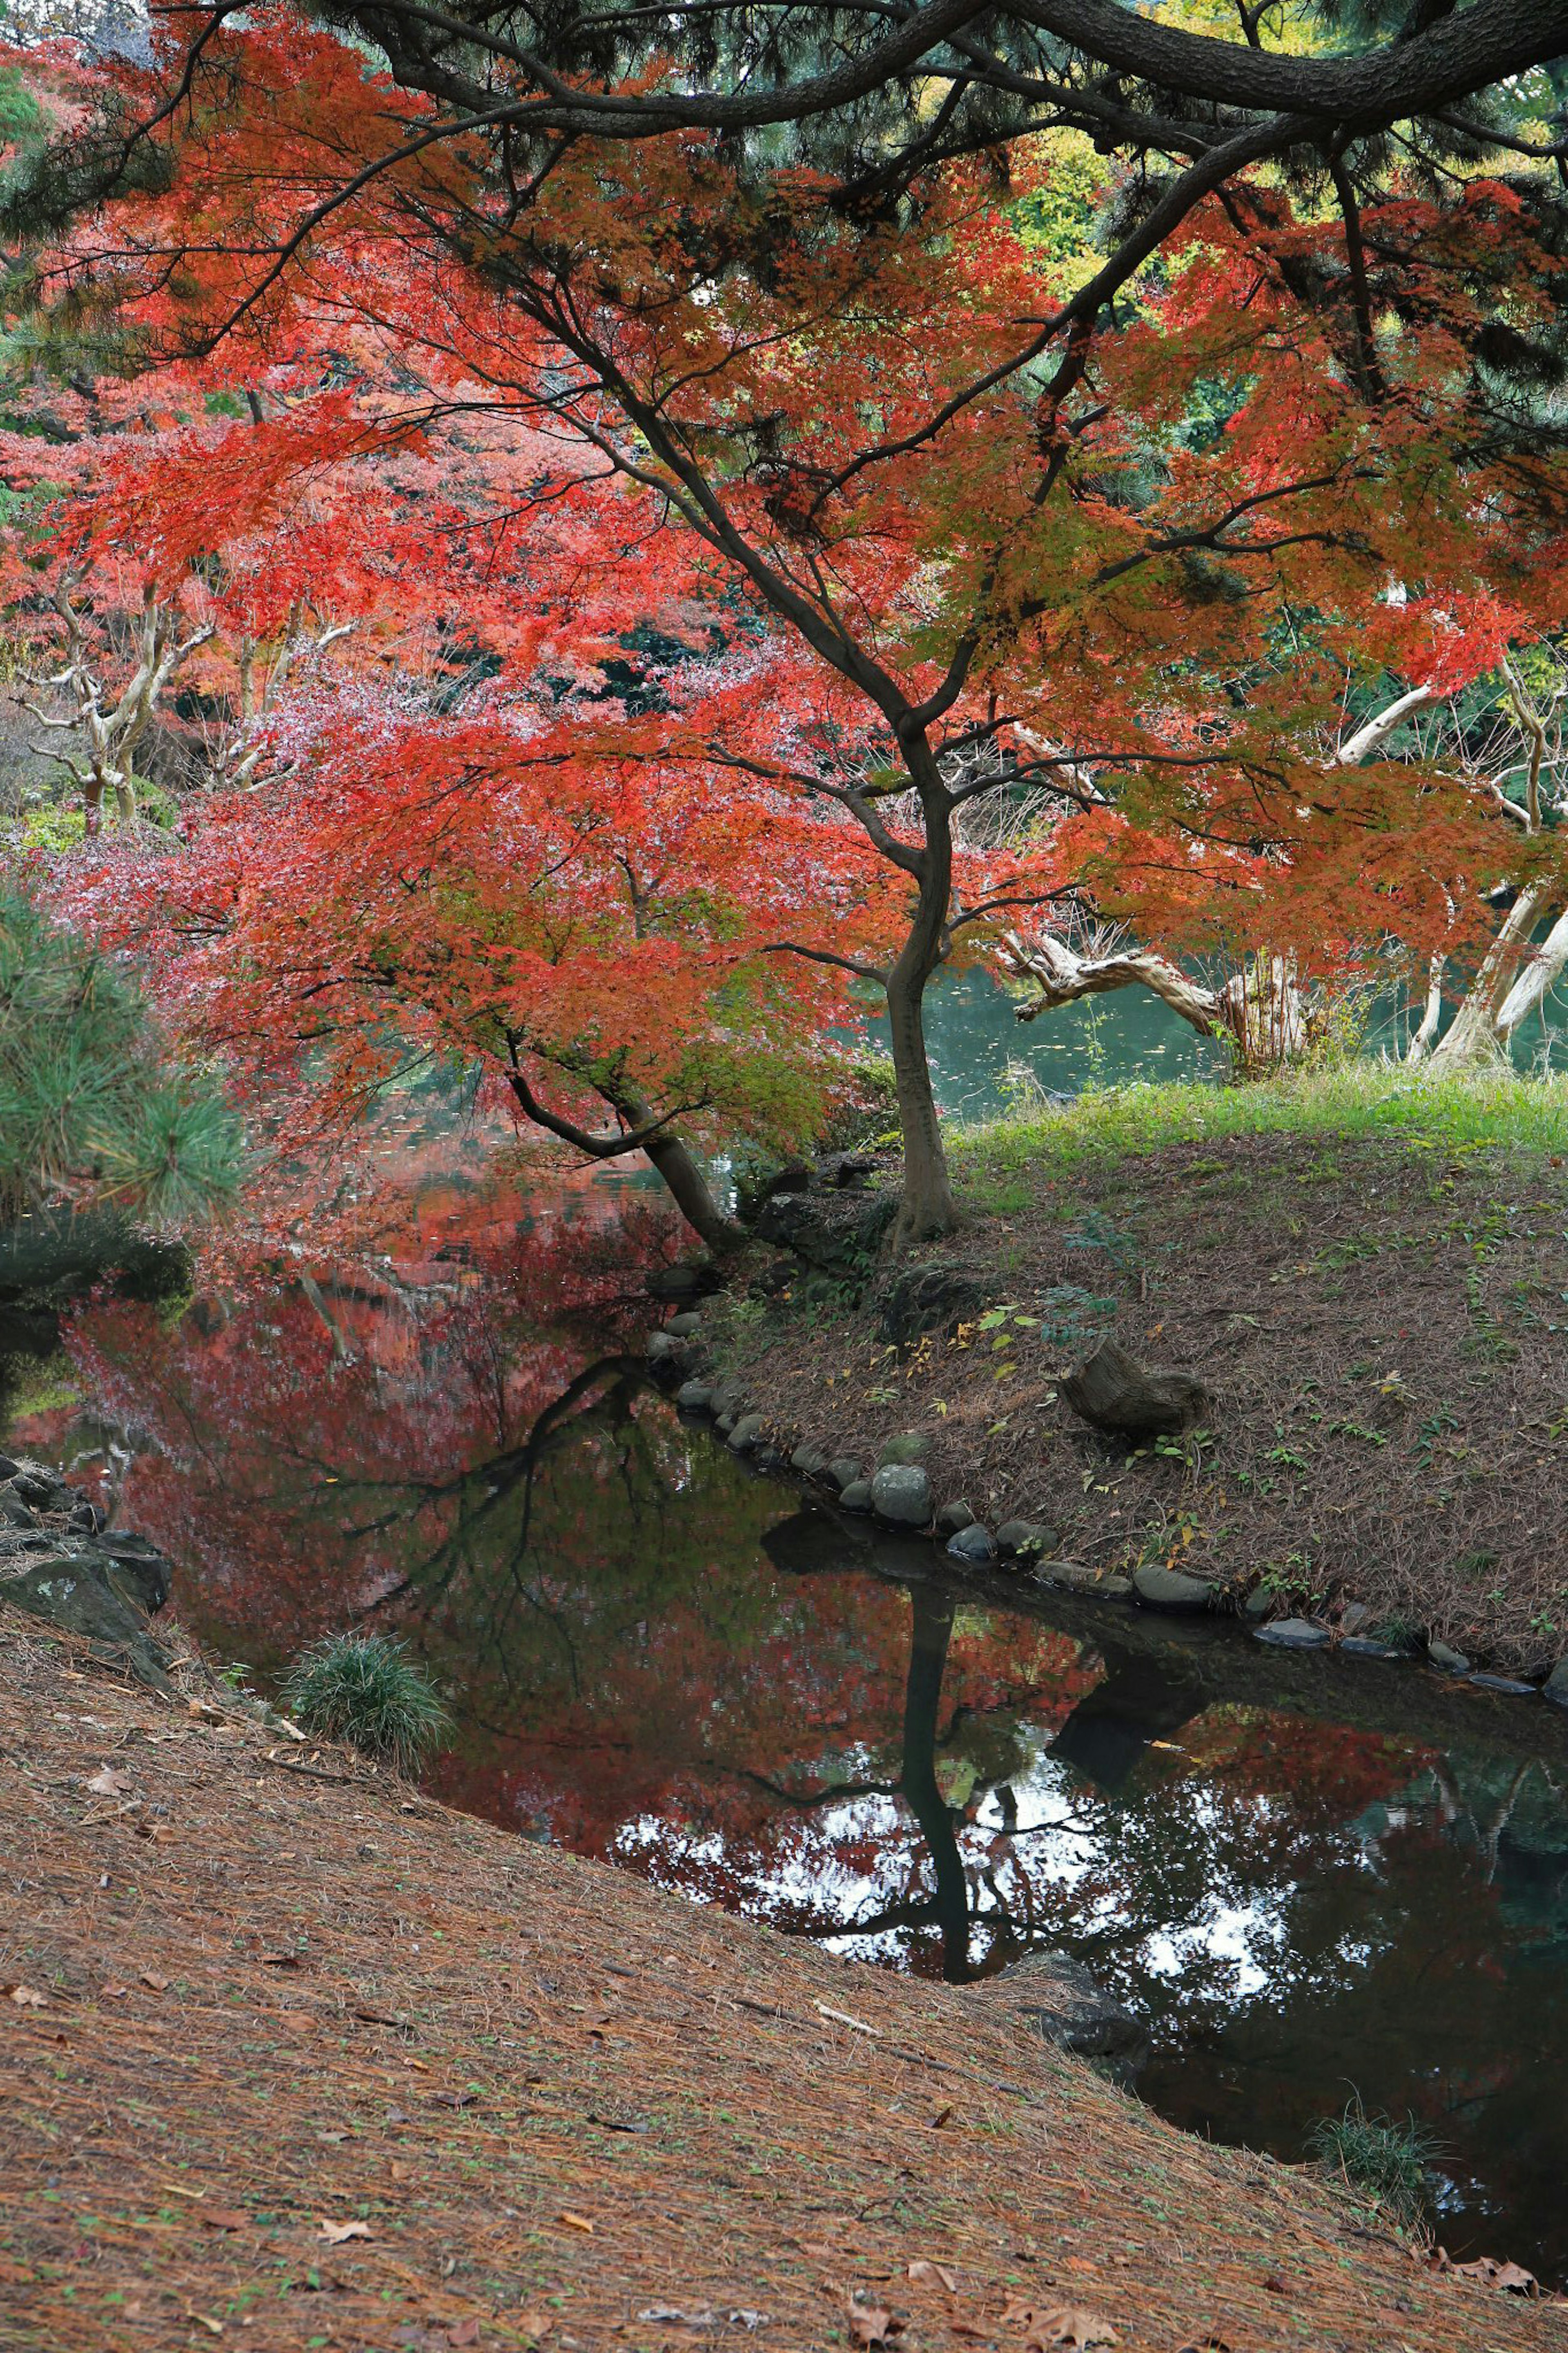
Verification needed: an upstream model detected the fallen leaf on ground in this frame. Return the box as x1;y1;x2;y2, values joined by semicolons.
139;1970;169;1993
556;2210;595;2234
101;1982;130;1999
908;2260;958;2293
188;1699;224;1722
929;2105;954;2129
1445;2255;1537;2293
517;2311;555;2346
848;2298;903;2345
198;2209;251;2231
86;1765;131;1795
258;1949;300;1968
189;2317;224;2337
1002;2302;1118;2349
446;2322;481;2347
318;2219;372;2244
7;1985;47;2007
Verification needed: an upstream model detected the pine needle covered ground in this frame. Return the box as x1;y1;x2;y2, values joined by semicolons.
2;1608;1565;2352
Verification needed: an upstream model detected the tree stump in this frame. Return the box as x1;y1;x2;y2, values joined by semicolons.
1061;1340;1208;1437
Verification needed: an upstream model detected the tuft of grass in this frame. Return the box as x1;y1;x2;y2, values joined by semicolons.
281;1633;450;1775
954;1064;1568;1201
1308;2094;1441;2232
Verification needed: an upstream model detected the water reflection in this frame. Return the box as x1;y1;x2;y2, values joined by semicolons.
6;1190;1568;2277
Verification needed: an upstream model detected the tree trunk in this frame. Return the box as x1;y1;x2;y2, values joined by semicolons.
885;750;959;1252
1429;885;1545;1067
506;1059;744;1256
639;1125;746;1256
885;946;958;1250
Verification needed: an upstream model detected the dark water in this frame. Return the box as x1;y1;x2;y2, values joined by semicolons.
6;1171;1568;2283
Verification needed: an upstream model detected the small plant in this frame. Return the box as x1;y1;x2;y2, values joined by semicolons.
282;1633;451;1774
1308;2094;1441;2233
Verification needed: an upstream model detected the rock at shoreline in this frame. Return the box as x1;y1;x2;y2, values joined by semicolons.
1133;1563;1215;1613
988;1950;1149;2073
1546;1660;1568;1708
1255;1617;1329;1650
1468;1671;1537;1696
676;1379;714;1412
0;1457;176;1691
755;1187;897;1273
825;1457;862;1493
996;1519;1054;1559
666;1311;702;1337
728;1413;766;1453
839;1479;873;1513
935;1500;975;1535
1428;1638;1472;1674
790;1444;831;1479
1045;1561;1133;1599
871;1464;931;1526
946;1522;996;1563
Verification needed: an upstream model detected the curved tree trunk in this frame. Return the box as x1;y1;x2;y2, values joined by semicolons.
504;1056;744;1255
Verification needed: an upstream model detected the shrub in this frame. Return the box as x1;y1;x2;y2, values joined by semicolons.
281;1633;451;1774
1308;2094;1441;2231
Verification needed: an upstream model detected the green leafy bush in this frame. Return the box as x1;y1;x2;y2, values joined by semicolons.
0;884;240;1223
281;1633;451;1774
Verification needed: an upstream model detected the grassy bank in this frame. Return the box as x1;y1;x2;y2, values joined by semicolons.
709;1068;1568;1672
4;1608;1565;2352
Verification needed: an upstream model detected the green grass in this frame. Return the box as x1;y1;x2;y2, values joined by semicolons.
954;1064;1568;1198
1307;2095;1441;2231
281;1633;451;1775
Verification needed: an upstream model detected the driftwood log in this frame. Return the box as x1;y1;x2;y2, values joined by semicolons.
1061;1340;1209;1438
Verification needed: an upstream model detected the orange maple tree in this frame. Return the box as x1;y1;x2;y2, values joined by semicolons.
9;11;1568;1240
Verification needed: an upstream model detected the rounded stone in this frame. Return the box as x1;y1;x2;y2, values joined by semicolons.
1545;1659;1568;1709
728;1413;766;1453
1132;1562;1216;1612
996;1519;1054;1558
790;1444;830;1479
1340;1637;1404;1660
666;1311;702;1337
752;1444;787;1472
935;1500;975;1535
676;1380;714;1412
715;1412;736;1437
826;1457;862;1492
1427;1638;1471;1675
946;1522;997;1563
1243;1586;1274;1620
871;1463;932;1526
839;1478;873;1513
1468;1671;1537;1696
1254;1617;1329;1649
647;1330;683;1364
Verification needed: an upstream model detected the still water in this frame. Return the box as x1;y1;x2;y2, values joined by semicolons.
5;1163;1568;2282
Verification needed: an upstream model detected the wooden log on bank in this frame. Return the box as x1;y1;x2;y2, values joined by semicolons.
1062;1340;1209;1438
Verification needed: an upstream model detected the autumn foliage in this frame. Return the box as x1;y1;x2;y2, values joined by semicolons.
6;11;1568;1236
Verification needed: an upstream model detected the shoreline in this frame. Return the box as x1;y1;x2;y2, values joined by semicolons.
660;1077;1568;1684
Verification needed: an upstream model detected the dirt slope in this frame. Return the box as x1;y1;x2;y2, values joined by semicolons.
1;1610;1562;2353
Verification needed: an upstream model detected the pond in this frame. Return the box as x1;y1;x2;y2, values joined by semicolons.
5;1159;1568;2286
